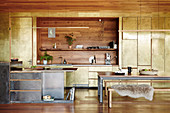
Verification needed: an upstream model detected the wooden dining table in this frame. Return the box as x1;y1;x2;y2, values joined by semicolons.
98;72;170;103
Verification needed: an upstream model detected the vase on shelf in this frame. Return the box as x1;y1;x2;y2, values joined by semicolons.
68;45;72;49
43;60;47;65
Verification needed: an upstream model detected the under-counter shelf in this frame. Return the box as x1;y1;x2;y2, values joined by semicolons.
10;79;41;81
10;72;42;102
10;90;41;92
40;48;117;51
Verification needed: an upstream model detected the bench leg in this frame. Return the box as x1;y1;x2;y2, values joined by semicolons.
105;82;107;96
108;90;112;108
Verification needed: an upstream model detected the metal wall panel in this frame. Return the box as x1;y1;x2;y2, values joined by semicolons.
138;18;151;65
152;17;165;30
138;66;152;71
11;17;32;67
66;72;75;87
74;67;89;85
152;39;165;71
151;17;165;71
165;18;170;72
88;66;118;87
122;40;137;67
123;17;137;39
66;67;89;87
0;13;10;62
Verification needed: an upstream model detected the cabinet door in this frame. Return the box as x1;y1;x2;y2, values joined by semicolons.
138;17;151;65
75;67;89;86
88;66;114;87
66;67;89;87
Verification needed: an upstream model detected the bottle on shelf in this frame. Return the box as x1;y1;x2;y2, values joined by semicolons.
114;43;117;49
53;43;56;49
63;59;67;64
94;55;96;64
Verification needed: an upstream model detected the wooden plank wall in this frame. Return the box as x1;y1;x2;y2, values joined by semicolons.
37;17;119;65
0;0;170;15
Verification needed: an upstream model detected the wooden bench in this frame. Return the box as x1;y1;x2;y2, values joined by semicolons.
108;88;115;108
108;87;170;108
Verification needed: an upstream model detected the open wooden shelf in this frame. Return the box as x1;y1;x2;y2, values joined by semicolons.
37;17;119;65
40;48;117;51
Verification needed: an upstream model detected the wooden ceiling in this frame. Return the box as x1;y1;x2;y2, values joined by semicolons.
0;0;170;13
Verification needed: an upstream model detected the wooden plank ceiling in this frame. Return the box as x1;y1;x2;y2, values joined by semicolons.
0;0;170;13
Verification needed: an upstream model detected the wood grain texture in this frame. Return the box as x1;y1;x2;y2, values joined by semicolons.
0;0;170;15
37;17;119;65
1;89;170;113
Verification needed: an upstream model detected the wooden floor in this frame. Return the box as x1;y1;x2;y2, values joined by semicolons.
1;89;170;113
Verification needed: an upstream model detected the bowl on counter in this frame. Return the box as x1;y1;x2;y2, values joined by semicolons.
11;58;18;62
139;69;158;75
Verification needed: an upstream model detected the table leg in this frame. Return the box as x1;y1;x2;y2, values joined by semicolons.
99;78;103;103
98;76;100;96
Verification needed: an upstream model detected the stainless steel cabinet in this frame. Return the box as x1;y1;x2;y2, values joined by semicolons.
10;72;42;102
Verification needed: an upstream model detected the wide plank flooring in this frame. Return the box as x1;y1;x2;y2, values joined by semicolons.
1;89;170;113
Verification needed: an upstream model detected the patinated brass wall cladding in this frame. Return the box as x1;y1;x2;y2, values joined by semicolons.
10;17;32;67
152;17;165;30
0;13;9;62
88;66;113;87
122;17;168;74
138;18;151;66
138;32;151;65
66;67;89;87
122;40;137;67
152;39;165;71
74;67;89;85
165;18;170;72
122;17;137;67
66;72;75;87
123;17;137;40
